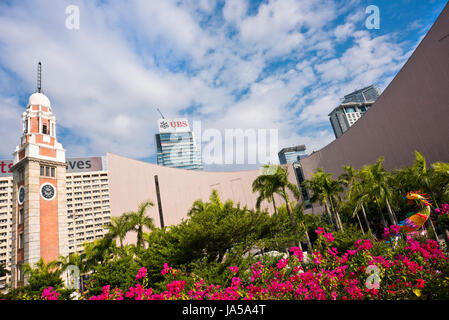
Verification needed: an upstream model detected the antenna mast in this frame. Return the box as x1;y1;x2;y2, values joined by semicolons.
156;108;165;119
37;62;42;93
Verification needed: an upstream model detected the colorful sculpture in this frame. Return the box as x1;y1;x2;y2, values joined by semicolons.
398;191;432;232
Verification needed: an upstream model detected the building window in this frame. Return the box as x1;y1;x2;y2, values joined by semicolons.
17;169;24;182
345;107;356;113
19;232;24;249
18;262;24;282
42;124;47;134
19;208;24;225
40;165;56;178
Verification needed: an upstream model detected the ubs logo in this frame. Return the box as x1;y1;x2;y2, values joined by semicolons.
160;121;169;129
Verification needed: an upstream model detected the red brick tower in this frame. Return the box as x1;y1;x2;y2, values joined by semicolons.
10;63;68;287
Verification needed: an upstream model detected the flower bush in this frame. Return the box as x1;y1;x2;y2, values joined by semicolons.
436;204;449;232
41;286;59;300
435;204;449;216
39;229;449;300
383;225;401;239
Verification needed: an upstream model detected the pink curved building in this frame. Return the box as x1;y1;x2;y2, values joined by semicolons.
106;153;298;244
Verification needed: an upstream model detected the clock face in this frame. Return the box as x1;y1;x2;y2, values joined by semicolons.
18;186;25;205
40;183;56;200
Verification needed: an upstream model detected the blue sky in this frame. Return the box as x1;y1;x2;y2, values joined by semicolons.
0;0;447;170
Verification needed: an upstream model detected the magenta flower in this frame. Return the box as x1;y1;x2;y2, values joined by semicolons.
276;258;288;270
250;261;264;282
435;204;449;215
161;263;173;275
41;286;59;300
416;279;425;288
324;232;334;243
167;280;186;298
136;267;147;280
231;277;241;288
289;247;304;262
43;235;449;301
347;250;357;256
228;266;239;273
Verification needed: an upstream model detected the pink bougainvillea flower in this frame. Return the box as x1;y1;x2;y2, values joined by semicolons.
39;236;449;301
277;258;288;270
41;286;59;300
416;279;425;288
289;247;304;262
228;266;239;273
324;232;334;243
136;267;147;280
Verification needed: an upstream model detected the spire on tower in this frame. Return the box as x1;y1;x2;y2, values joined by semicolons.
37;62;42;93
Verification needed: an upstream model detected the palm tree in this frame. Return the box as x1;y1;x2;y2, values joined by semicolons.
303;175;335;227
82;235;116;270
361;157;398;226
58;252;86;275
274;165;302;223
431;162;449;201
105;214;133;248
22;258;62;287
252;169;279;214
188;190;223;220
340;165;372;234
252;165;305;245
22;258;60;275
303;168;344;231
295;203;313;252
127;200;155;249
409;151;440;207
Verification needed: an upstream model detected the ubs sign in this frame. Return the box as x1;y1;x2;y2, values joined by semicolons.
158;118;190;133
0;157;104;177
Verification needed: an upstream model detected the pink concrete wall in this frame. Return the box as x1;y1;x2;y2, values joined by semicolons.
107;153;297;244
300;3;449;180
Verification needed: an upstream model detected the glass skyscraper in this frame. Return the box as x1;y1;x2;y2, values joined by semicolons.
278;145;310;207
328;85;381;138
155;118;203;170
278;145;307;165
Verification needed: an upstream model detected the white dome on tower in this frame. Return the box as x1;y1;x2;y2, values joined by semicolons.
28;92;51;107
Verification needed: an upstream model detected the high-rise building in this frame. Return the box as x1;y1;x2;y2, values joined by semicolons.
155;118;203;170
278;145;310;206
0;174;12;291
64;158;111;254
278;145;307;165
328;85;381;138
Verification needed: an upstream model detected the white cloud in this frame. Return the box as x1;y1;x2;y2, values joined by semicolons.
334;23;355;41
0;0;420;169
0;96;22;159
223;0;248;24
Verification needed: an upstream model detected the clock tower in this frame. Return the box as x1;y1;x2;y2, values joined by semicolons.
10;63;68;288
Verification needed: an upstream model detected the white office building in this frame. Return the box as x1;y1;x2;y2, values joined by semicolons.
329;85;381;138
